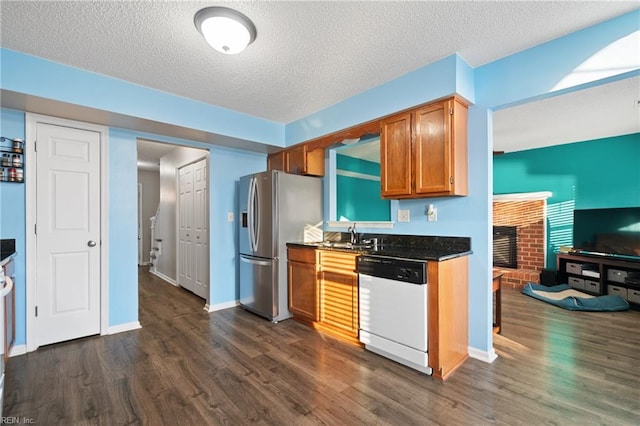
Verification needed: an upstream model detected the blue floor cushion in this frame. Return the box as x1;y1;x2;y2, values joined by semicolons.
522;283;629;311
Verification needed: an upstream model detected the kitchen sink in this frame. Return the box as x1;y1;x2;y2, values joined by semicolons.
321;241;372;249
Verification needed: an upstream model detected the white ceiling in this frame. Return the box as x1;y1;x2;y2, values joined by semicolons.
494;76;640;152
1;1;638;155
137;139;177;171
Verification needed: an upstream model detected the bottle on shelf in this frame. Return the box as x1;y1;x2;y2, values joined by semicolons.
12;138;23;154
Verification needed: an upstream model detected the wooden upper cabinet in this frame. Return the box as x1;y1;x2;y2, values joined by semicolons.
380;112;413;197
267;146;325;176
286;145;306;174
285;145;325;177
414;101;450;195
267;151;286;172
381;97;468;199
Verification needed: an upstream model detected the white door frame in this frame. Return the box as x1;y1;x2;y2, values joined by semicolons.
25;113;110;352
138;182;143;265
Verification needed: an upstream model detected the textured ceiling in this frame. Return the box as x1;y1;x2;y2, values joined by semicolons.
1;1;637;125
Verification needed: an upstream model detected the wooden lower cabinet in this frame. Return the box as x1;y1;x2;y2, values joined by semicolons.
317;250;359;343
287;247;318;324
288;247;359;343
287;246;469;379
428;256;469;380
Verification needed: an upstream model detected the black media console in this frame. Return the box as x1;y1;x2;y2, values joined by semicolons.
557;252;640;306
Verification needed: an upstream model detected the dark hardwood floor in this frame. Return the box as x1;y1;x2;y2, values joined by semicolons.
4;267;640;425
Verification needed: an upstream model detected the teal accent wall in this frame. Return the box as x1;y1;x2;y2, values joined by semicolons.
336;155;390;222
494;133;640;268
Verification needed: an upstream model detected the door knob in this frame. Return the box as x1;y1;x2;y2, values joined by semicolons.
88;240;97;247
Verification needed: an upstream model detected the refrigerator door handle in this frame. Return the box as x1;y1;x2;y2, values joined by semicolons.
253;177;260;251
247;176;256;252
240;255;272;267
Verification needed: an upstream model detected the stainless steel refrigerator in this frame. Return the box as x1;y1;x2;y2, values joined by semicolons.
238;170;322;322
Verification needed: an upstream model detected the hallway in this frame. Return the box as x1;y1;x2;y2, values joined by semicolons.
139;266;206;326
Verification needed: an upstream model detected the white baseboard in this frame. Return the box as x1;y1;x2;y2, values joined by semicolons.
108;321;142;335
9;344;26;357
204;300;239;313
150;269;177;286
468;346;498;363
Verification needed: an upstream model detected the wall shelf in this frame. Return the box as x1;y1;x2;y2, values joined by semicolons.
0;137;24;183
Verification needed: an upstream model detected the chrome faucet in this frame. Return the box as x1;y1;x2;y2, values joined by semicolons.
362;237;379;250
348;223;358;244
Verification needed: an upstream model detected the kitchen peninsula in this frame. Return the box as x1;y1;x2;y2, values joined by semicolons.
287;233;471;380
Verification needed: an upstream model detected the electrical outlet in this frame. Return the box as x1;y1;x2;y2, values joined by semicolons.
227;212;234;222
398;209;410;222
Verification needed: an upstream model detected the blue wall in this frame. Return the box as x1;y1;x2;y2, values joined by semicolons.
494;133;640;268
0;109;26;345
0;49;285;146
0;9;638;356
108;129;139;326
209;148;265;305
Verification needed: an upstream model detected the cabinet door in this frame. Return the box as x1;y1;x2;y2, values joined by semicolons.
288;260;317;322
267;151;286;171
285;146;325;176
414;101;451;195
380;112;413;198
286;146;306;174
304;147;325;177
318;269;358;336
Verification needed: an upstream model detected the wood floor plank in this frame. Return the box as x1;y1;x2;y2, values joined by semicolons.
3;267;640;425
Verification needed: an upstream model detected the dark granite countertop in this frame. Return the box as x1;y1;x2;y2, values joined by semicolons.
1;239;16;263
287;233;472;262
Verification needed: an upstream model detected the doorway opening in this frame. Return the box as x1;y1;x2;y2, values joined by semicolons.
137;139;210;304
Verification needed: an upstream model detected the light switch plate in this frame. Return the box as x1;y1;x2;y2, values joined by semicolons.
227;212;234;222
427;208;438;222
398;209;410;222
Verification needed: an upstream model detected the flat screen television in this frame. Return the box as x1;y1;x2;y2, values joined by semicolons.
573;207;640;260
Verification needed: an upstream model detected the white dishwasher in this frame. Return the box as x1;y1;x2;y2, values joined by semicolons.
358;255;431;375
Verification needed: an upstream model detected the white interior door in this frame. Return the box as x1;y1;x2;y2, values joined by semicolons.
178;164;195;293
35;122;101;346
192;159;209;298
177;158;208;299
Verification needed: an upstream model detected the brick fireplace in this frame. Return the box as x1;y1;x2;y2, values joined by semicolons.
493;193;550;288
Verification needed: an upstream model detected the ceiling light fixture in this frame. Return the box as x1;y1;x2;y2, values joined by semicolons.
194;7;257;55
341;138;360;145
